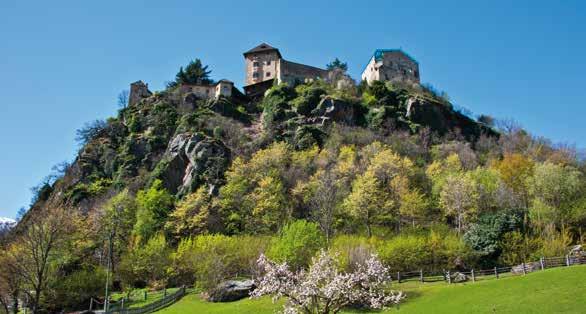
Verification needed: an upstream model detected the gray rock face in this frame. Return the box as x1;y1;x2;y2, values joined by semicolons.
207;280;256;302
312;96;355;125
450;272;468;283
0;217;16;235
159;133;230;196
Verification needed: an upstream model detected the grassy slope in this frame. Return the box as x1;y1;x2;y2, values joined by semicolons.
158;265;586;314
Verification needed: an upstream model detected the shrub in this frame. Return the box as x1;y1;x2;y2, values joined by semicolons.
119;234;172;289
376;234;430;272
45;267;108;312
376;228;474;272
267;220;325;270
329;235;375;271
171;234;270;290
291;83;327;115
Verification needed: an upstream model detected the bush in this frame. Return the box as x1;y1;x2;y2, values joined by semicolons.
171;234;270;291
376;228;474;272
119;234;172;289
45;267;108;312
291;83;327;116
329;235;375;271
267;220;325;270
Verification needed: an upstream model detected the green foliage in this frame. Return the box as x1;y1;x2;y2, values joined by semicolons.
45;267;108;312
463;211;522;262
219;142;293;234
171;234;269;290
267;220;325;270
326;58;348;71
329;235;375;271
166;187;215;239
133;179;175;242
170;58;212;87
119;233;172;289
376;228;473;272
291;83;327;115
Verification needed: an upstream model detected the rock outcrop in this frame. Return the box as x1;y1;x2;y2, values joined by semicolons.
312;96;356;125
158;133;230;196
207;280;256;302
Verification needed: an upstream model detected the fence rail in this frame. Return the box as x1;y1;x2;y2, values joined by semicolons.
93;286;186;314
392;253;585;285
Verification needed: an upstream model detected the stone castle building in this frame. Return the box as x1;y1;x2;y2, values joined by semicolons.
129;45;421;104
243;43;330;96
361;49;420;84
179;79;234;100
129;80;152;106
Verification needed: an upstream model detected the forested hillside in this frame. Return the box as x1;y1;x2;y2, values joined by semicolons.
1;59;584;313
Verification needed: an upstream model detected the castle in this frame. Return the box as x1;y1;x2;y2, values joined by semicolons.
129;43;420;105
361;49;420;84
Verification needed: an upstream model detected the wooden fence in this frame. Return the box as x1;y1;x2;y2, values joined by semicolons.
93;286;186;314
392;254;586;284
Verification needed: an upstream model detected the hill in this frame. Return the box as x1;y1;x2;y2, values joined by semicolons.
157;265;586;314
2;58;584;313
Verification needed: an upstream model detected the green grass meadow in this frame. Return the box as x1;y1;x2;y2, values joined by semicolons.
156;265;586;314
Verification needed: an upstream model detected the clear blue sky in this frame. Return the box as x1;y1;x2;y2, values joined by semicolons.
1;0;585;219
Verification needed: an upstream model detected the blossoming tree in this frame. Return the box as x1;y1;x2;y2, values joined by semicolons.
251;250;404;314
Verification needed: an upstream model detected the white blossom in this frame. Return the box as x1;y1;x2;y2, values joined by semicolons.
251;250;404;314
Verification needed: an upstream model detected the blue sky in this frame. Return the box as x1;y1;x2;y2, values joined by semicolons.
0;0;585;219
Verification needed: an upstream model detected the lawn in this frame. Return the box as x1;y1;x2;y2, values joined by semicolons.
157;265;586;314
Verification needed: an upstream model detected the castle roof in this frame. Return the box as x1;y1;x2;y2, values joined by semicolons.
372;49;418;64
243;43;282;58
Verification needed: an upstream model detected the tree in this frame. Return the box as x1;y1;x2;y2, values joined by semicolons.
439;174;479;234
75;119;107;146
0;250;20;314
252;251;404;314
170;59;212;87
5;208;73;313
166;186;214;238
326;58;348;72
117;90;129;109
133;180;175;242
398;185;429;228
309;170;339;244
528;162;581;227
344;145;414;236
494;153;534;208
267;220;325;270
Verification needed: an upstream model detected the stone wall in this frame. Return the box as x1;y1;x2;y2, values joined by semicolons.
278;60;329;85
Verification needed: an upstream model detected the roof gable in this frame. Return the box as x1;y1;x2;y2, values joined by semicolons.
243;43;282;58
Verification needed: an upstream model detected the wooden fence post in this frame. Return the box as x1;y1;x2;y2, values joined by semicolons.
397;271;401;283
89;298;93;311
420;269;424;283
121;298;124;310
447;271;451;284
566;255;571;266
144;290;147;301
540;257;545;270
164;288;167;297
522;262;527;275
471;269;475;283
494;267;499;279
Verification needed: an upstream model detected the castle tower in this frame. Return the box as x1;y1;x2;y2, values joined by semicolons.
129;80;152;106
243;43;282;86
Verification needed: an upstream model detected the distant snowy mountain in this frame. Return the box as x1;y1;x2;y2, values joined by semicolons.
0;217;16;234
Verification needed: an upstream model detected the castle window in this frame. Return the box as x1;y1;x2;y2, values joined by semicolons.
266;72;271;77
253;61;260;67
266;60;271;65
252;72;259;78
